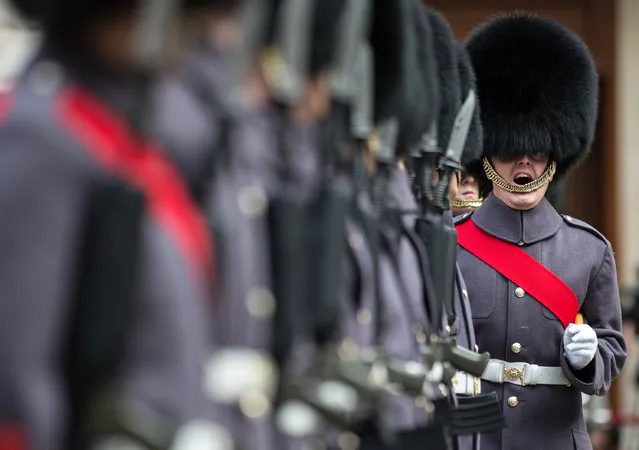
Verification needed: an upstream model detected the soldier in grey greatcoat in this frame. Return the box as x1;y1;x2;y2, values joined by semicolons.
456;13;627;450
155;2;352;449
0;1;226;449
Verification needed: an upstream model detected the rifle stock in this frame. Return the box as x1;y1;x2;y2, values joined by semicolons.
422;340;490;378
65;180;145;449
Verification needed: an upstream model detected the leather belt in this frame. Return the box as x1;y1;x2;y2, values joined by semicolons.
481;359;570;386
452;372;481;396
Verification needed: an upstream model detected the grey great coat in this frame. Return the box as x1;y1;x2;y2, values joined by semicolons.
0;49;212;449
456;194;626;450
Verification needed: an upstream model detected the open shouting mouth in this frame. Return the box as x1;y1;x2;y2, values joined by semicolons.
513;172;533;186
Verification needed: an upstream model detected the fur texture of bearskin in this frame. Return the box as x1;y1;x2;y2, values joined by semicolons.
369;0;405;123
465;12;598;179
395;0;433;155
456;43;483;168
426;8;461;154
411;0;439;138
309;0;347;73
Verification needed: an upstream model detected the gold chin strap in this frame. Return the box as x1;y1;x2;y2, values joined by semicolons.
482;158;556;194
450;198;484;209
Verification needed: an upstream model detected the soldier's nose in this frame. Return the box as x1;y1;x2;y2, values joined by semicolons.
516;157;531;166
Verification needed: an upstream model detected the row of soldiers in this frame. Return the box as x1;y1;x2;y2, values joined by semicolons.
0;0;626;449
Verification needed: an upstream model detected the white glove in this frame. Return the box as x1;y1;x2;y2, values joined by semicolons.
563;324;598;370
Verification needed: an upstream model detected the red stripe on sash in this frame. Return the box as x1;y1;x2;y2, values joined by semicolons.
456;219;578;328
0;424;26;450
0;91;13;124
55;86;214;280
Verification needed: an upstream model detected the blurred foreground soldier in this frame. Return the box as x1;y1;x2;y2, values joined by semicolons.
0;0;222;449
456;13;626;449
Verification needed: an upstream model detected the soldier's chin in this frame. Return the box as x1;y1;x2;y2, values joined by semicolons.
503;189;545;210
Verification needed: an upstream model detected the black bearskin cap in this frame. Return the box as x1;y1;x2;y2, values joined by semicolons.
9;0;236;24
9;0;132;24
464;159;492;198
9;0;242;25
369;0;405;123
426;8;461;153
456;43;483;168
465;12;598;179
309;0;347;73
263;0;346;75
411;0;439;138
395;0;432;154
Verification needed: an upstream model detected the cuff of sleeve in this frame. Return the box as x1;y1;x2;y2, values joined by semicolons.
560;341;597;394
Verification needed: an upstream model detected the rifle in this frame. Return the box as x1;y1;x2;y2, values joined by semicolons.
415;90;490;379
274;1;397;437
307;0;370;348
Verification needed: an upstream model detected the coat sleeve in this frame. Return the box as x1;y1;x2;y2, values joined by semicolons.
0;122;91;448
560;243;627;396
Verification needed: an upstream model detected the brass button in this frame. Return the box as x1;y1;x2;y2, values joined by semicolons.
511;342;522;354
337;432;360;450
357;308;372;325
507;396;519;407
237;186;268;218
445;325;452;334
514;287;525;298
517;240;525;246
462;289;469;300
246;288;276;318
338;338;360;360
411;321;428;344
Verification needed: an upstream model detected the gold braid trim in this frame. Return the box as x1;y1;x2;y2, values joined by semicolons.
450;198;484;208
482;158;556;193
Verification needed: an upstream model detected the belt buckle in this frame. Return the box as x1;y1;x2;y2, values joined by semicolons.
503;365;526;386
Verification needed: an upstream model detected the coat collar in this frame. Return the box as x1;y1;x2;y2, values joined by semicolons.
471;193;562;245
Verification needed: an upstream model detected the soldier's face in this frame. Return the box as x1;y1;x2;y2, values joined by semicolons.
451;172;481;216
491;155;550;210
457;172;480;200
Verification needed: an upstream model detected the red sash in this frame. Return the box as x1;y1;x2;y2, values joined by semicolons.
0;424;26;450
456;219;579;328
57;86;214;281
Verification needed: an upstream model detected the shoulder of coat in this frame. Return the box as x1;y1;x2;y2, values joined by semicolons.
453;211;474;225
560;214;609;245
